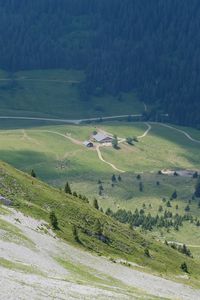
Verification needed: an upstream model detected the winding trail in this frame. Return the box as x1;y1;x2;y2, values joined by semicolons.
96;145;125;173
36;129;82;145
35;129;126;173
0;114;142;125
1;116;200;176
137;122;152;139
158;123;200;144
0;116;81;124
0;119;152;173
94;122;152;173
143;103;147;112
0;77;80;84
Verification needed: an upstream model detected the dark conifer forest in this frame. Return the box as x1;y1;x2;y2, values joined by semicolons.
0;0;200;127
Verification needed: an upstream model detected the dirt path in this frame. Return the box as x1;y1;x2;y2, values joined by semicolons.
20;129;41;146
0;114;142;125
35;129;83;146
34;128;126;173
96;145;125;173
158;123;200;144
0;77;80;84
1;208;200;300
0;116;81;124
143;103;147;112
137;123;152;139
1;121;151;174
94;122;152;172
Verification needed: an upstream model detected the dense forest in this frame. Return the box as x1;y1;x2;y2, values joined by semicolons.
0;0;200;127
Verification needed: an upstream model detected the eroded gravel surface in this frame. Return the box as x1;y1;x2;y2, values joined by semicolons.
1;208;200;300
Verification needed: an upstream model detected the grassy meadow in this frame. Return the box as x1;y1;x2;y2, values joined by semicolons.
0;69;143;119
1;160;200;288
0;119;200;264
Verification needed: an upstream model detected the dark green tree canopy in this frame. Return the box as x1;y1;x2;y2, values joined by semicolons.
195;178;200;198
65;182;72;195
0;1;200;127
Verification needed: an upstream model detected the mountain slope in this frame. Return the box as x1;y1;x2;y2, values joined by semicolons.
2;206;200;300
0;161;200;292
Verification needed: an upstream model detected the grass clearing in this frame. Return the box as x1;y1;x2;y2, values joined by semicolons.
0;160;200;287
0;218;35;249
0;69;143;119
0;120;200;288
0;257;44;276
57;258;162;300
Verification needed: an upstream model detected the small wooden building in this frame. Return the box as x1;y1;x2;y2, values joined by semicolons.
92;133;113;143
83;140;94;147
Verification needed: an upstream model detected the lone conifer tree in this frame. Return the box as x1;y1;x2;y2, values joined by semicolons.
31;169;36;178
112;135;118;149
118;175;122;182
195;177;200;197
111;174;116;182
139;182;143;192
93;198;99;210
50;211;58;230
180;262;188;273
193;171;198;179
144;248;150;257
64;182;72;194
72;225;80;243
94;219;103;235
171;190;177;199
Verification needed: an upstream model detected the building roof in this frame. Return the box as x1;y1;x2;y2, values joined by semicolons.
93;133;112;142
83;140;93;146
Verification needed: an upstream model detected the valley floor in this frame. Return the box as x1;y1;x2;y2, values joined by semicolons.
0;207;200;300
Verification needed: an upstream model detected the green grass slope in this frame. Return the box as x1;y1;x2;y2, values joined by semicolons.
0;160;200;288
0;69;143;118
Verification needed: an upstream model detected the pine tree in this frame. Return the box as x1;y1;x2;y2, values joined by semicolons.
171;190;177;200
194;177;200;197
139;182;143;192
94;219;103;235
180;262;188;273
185;204;190;212
166;200;171;207
126;137;134;145
112;136;118;149
72;225;80;243
64;182;72;194
118;175;122;181
93;198;99;210
31;169;36;178
174;171;179;176
50;211;58;230
193;171;198;179
144;248;150;257
111;174;116;182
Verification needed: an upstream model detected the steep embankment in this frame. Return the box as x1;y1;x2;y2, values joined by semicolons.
0;207;200;300
0;161;200;299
